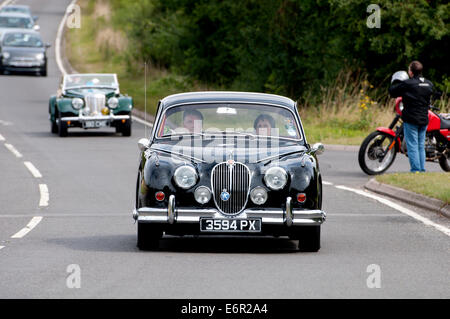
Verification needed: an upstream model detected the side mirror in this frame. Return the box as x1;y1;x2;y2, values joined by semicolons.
33;16;39;22
138;138;150;151
311;143;324;155
45;43;51;49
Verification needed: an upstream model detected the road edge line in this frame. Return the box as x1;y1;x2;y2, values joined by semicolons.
335;184;450;237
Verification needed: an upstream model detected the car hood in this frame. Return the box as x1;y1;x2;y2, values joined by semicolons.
150;139;307;164
1;45;45;57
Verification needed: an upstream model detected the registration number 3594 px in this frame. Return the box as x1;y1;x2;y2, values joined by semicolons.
200;218;261;232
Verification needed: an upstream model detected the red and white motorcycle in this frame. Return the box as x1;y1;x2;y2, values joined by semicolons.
358;95;450;175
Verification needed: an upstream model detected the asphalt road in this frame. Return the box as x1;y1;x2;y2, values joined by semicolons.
0;0;449;299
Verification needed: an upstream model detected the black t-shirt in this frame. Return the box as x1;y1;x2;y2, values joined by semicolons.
388;76;433;126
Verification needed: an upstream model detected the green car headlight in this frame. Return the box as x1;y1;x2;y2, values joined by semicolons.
72;98;84;110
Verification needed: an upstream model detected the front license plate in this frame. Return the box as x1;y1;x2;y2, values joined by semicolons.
11;62;34;67
85;120;106;128
200;218;261;232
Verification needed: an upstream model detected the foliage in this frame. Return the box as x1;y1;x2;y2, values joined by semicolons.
111;0;449;100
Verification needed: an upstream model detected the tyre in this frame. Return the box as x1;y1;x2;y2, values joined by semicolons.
358;131;397;175
137;222;162;251
438;151;450;172
40;68;47;77
294;226;321;252
121;119;132;137
51;119;58;134
58;115;68;137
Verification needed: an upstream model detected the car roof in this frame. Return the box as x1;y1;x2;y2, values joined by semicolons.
160;91;296;110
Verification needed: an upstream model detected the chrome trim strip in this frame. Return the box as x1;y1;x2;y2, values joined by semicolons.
61;114;130;122
135;207;326;226
167;194;176;224
285;197;293;227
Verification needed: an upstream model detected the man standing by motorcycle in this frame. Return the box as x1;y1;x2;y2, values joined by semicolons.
388;61;434;172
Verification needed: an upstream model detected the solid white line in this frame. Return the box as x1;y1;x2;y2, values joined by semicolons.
24;161;43;178
0;134;4;141
39;184;49;207
322;181;333;186
335;185;450;237
4;143;22;158
11;216;43;239
55;0;78;75
133;116;153;128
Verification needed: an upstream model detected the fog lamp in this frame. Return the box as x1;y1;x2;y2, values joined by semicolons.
250;187;268;205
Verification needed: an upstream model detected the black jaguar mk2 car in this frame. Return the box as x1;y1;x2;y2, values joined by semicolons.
134;92;326;252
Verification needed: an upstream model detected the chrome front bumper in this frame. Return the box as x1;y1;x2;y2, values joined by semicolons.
61;114;130;123
133;195;326;226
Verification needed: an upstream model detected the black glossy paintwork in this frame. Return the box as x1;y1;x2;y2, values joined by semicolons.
137;138;322;211
136;93;323;222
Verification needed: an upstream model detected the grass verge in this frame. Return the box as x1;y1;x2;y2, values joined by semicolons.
376;172;450;203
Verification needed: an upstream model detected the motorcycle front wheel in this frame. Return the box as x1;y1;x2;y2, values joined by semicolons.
358;131;397;175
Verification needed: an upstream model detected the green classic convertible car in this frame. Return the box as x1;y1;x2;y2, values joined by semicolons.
49;73;133;137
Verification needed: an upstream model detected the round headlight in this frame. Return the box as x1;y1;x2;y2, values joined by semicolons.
194;186;211;204
174;166;198;189
250;187;268;205
108;97;119;109
264;167;288;190
2;52;10;59
72;98;84;110
35;53;44;60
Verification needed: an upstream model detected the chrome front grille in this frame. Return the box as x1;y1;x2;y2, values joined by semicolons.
84;94;105;115
211;161;250;216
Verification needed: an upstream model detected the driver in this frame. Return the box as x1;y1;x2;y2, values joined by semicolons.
183;109;203;133
254;114;275;135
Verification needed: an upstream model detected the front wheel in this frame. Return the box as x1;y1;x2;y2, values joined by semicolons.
137;222;162;251
58;115;68;137
438;151;450;172
358;131;397;175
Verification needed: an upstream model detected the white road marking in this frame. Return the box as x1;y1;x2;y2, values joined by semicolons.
335;185;450;237
24;161;43;178
322;181;333;186
4;143;22;158
0;134;5;141
0;246;4;250
11;217;43;239
55;0;78;75
39;184;49;207
133;116;153;128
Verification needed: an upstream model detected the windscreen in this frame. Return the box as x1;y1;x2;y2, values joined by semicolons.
0;16;33;28
64;74;118;89
3;32;42;47
157;103;302;140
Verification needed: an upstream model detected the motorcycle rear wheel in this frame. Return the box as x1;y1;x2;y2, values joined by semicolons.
358;131;397;175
